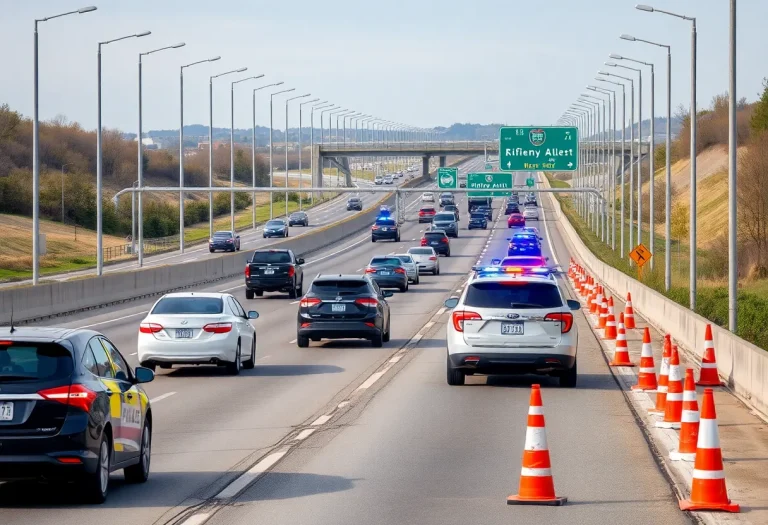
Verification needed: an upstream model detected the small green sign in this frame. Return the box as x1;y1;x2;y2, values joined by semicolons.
499;126;578;172
526;177;535;188
437;167;458;189
485;163;493;170
466;172;513;197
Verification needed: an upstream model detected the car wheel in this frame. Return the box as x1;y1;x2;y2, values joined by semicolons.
140;361;156;372
432;267;438;275
297;336;309;348
415;275;420;285
288;280;298;299
371;237;377;243
243;338;256;369
82;433;110;503
263;234;267;238
245;289;255;300
446;356;465;386
124;422;151;483
383;321;391;343
370;332;383;348
559;358;578;388
296;279;303;297
446;250;451;257
226;342;242;375
255;290;264;297
400;283;407;293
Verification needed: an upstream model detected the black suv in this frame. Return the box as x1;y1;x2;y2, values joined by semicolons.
288;211;309;227
504;201;520;215
296;275;393;348
245;249;305;298
346;197;363;211
421;230;451;256
0;327;155;503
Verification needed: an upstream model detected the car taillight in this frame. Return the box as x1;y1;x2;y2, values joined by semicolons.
420;238;427;246
545;312;574;333
372;225;379;230
203;322;233;334
300;297;322;307
452;311;482;332
139;322;163;334
429;256;437;260
394;268;406;274
245;265;250;278
208;238;213;243
39;384;98;413
226;239;233;243
419;211;425;216
364;267;377;273
355;297;379;307
288;266;295;277
441;237;448;243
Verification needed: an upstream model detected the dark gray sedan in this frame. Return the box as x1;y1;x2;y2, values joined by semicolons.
431;212;459;238
364;256;409;292
263;219;288;238
288;212;309;227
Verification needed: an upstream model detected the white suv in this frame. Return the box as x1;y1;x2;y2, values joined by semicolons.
443;272;579;387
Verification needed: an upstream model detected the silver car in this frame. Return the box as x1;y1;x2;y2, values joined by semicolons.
394;254;420;284
406;246;440;275
523;206;539;220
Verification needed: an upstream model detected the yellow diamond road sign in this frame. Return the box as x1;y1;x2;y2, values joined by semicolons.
629;243;652;267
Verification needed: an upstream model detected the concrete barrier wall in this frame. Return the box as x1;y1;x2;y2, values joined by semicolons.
1;177;426;325
542;177;768;418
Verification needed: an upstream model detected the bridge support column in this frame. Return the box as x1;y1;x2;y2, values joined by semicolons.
439;156;447;168
422;156;431;180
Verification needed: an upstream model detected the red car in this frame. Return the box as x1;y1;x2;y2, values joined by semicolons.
418;206;437;223
507;213;525;228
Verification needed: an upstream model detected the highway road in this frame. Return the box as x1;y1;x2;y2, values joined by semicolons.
0;163;689;525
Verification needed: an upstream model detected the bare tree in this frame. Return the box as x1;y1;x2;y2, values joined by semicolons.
737;132;768;276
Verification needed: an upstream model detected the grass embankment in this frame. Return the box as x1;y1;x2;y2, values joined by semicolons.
547;174;768;350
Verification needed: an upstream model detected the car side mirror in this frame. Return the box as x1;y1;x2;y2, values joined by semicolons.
382;290;394;298
567;299;581;311
444;297;459;309
296;257;305;265
236;235;240;239
134;366;155;384
248;310;259;320
491;258;501;265
545;257;550;262
539;236;543;240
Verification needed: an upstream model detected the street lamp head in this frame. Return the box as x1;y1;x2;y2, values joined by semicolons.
78;6;97;13
635;4;655;12
136;31;152;38
609;53;623;59
620;34;636;42
172;42;186;49
605;62;617;67
235;67;247;73
209;56;221;62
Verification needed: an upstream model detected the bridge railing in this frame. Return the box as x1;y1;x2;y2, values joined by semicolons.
319;141;496;151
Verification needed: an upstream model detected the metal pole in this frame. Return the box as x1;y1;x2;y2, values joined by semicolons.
665;49;673;290
621;85;626;257
298;106;303;210
269;97;274;219
728;1;737;331
209;78;214;239
285;101;289;217
637;70;643;247
179;66;185;252
611;90;616;249
137;56;144;267
32;21;40;284
649;64;655;269
690;19;698;310
230;83;235;232
131;181;136;254
61;165;65;223
629;80;635;255
252;89;257;229
96;45;104;274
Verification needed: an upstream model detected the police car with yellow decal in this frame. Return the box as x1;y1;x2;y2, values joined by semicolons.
0;327;154;503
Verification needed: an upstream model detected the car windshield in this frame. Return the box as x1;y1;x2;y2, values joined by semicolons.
464;282;563;309
433;213;455;221
370;257;402;266
0;343;73;382
375;218;396;225
290;213;304;218
251;251;292;263
425;232;447;239
266;220;285;227
348;198;360;203
213;232;232;238
408;248;434;255
152;297;224;314
470;213;485;219
501;256;547;267
395;255;413;263
420;207;435;212
310;280;370;296
512;235;537;243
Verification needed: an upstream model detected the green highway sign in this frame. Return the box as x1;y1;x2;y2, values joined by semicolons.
437;167;458;189
466;172;513;196
499;126;578;172
485;163;493;170
526;177;535;188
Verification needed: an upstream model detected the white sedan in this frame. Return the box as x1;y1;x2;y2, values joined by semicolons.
523;206;539;220
138;292;259;375
421;192;435;202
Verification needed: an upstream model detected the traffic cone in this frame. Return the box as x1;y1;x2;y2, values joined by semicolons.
596;296;609;330
670;369;700;462
697;324;725;387
604;313;617;340
649;334;671;414
507;385;567;506
631;326;658;391
608;296;615;318
590;286;602;315
624;292;636;329
657;346;683;429
610;314;634;366
679;389;740;513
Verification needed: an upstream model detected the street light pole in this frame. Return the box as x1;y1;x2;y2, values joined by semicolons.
597;77;627;255
311;103;335;202
298;98;321;209
285;93;311;217
180;56;220;252
268;88;295;219
728;0;737;331
251;82;284;228
32;5;97;285
230;75;264;232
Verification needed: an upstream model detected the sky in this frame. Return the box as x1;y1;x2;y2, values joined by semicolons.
1;0;767;135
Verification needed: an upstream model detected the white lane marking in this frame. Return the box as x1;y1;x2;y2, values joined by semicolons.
356;368;390;390
437;307;446;316
257;355;271;361
311;414;332;426
294;428;316;441
424;321;435;330
290;300;300;304
389;355;403;364
179;513;211;525
214;450;288;500
338;401;350;409
288;339;297;344
78;310;148;329
130;352;137;356
219;284;243;292
150;392;176;404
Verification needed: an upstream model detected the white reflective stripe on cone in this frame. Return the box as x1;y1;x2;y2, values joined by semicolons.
640;343;653;356
701;362;718;369
681;411;700;423
657;386;669;393
524;427;548;450
640;367;656;374
668;366;681;382
520;467;552;477
692;469;725;480
704;341;715;349
528;406;543;415
697;418;721;449
666;392;683;402
683;390;697;401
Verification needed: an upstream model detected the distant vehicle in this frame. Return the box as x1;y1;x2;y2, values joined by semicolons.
346;197;363;211
371;216;400;242
497;255;549;269
296;274;392;348
394;254;420;284
504;201;520;215
418;206;437;223
468;196;492;213
421;230;451;256
421;192;435;202
439;192;455;207
288;211;309;227
507;233;542;256
476;205;493;221
507;213;525;228
139;292;258;376
263;219;289;238
383;174;394;184
523;207;539;220
459;181;467;188
374;174;384;185
432;212;459;238
407;246;440;275
245;248;305;299
443;271;580;387
442;204;460;221
209;231;240;253
0;326;155;503
468;211;488;230
365;255;410;292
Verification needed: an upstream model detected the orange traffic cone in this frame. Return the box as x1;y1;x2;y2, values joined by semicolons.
610;314;634;366
590;286;602;315
507;385;567;506
670;369;700;462
624;292;636;329
657;346;683;429
608;296;615;318
649;334;671;414
604;313;617;340
679;389;740;513
697;324;724;387
631;326;658;391
596;296;609;330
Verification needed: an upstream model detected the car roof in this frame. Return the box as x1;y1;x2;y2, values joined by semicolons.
158;292;229;299
0;326;85;342
425;229;447;234
314;274;368;282
408;246;436;252
253;248;290;253
468;273;556;285
213;230;233;234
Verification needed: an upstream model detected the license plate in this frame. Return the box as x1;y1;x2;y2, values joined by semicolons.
430;242;438;245
381;227;388;231
379;271;391;276
501;322;524;335
331;304;346;312
0;402;13;421
264;269;275;275
176;328;193;339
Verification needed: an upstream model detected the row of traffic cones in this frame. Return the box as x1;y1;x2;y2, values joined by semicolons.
565;258;738;513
